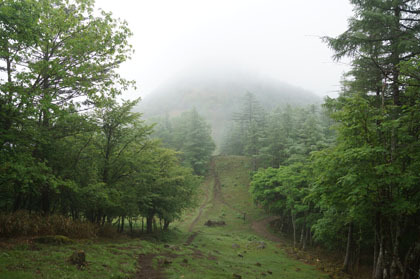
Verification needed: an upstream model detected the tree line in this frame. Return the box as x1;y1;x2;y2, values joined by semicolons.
227;1;420;278
0;0;213;234
151;108;216;176
221;92;333;170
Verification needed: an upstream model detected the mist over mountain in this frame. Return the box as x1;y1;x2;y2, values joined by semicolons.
135;70;322;147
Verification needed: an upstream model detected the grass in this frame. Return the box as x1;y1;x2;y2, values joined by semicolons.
165;155;327;279
160;230;327;279
0;238;141;279
0;155;328;279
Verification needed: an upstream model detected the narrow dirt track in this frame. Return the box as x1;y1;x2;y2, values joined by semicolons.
133;157;284;279
212;161;244;215
251;216;282;242
188;158;280;244
188;160;219;232
188;190;210;232
188;165;212;232
134;254;164;279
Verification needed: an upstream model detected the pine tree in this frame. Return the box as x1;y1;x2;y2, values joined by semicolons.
323;1;420;277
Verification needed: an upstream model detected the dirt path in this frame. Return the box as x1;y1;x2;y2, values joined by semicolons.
185;232;198;245
189;158;269;240
212;161;244;215
133;253;164;279
188;193;209;232
188;176;211;232
188;159;245;233
251;216;282;242
187;160;218;232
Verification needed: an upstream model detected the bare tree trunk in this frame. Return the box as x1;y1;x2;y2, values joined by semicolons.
116;217;121;232
146;215;153;234
291;213;296;249
120;216;125;233
279;212;285;233
354;226;362;275
374;231;379;278
163;219;170;230
390;221;403;279
299;225;305;246
343;222;353;273
129;217;133;234
309;228;313;247
302;226;309;251
375;237;384;279
153;217;157;232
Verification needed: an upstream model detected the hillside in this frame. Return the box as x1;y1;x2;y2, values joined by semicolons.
135;71;321;147
0;156;336;279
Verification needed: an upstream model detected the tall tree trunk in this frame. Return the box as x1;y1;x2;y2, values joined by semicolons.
309;228;313;247
116;217;121;232
129;217;133;234
375;236;384;279
163;219;170;231
13;193;22;212
146;215;153;234
374;231;379;278
390;220;403;279
299;226;305;246
291;213;296;249
120;216;125;233
153;218;157;232
343;222;353;273
41;188;50;214
302;226;309;251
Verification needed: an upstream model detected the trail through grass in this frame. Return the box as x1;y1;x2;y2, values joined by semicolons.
166;156;327;279
0;156;328;279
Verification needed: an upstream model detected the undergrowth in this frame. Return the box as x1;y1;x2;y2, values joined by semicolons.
0;211;97;238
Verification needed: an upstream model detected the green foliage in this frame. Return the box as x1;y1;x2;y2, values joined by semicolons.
152;109;215;176
223;98;333;170
0;0;200;236
322;1;420;276
137;147;200;226
0;211;97;238
248;1;420;277
222;92;266;161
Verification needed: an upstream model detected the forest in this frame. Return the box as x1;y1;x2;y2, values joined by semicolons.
1;0;420;279
0;0;215;234
243;1;420;278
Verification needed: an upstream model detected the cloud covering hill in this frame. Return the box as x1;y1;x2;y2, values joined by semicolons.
135;70;321;147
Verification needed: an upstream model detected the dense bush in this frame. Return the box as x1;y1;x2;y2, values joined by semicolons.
0;211;97;238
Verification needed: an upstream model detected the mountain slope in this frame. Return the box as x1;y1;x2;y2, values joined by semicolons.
135;71;321;148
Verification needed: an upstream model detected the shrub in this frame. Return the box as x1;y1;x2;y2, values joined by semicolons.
97;224;119;238
0;211;97;238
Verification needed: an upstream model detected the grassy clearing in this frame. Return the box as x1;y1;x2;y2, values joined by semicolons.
166;155;327;279
161;229;327;279
0;156;329;279
0;238;140;279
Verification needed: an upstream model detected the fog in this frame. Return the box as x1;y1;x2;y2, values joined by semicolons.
94;0;353;99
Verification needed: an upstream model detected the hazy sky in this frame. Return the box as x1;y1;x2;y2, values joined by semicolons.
94;0;353;99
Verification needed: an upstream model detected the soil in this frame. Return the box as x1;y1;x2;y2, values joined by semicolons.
188;166;212;232
133;253;164;279
251;216;282;242
185;232;198;246
212;161;243;215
